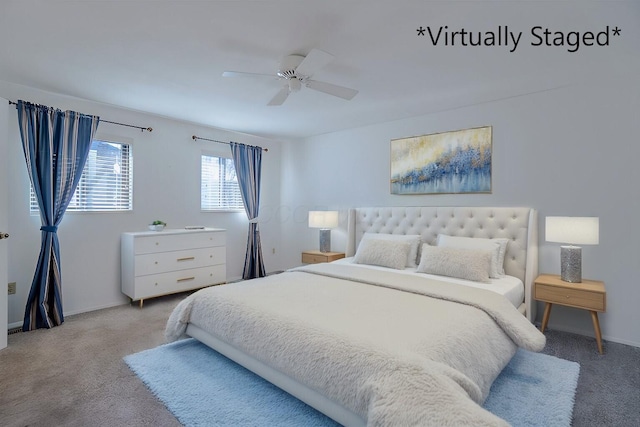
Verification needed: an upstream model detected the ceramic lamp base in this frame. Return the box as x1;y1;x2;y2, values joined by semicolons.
319;229;331;253
560;245;582;283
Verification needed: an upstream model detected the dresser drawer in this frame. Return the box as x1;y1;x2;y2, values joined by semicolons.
135;246;226;275
132;265;226;299
535;283;605;311
134;231;225;255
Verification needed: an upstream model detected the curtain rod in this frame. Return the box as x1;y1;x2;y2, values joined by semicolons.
192;135;268;152
8;100;153;132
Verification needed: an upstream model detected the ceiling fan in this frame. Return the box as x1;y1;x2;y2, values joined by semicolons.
222;49;358;106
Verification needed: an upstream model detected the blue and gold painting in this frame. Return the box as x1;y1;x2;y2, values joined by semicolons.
391;126;492;194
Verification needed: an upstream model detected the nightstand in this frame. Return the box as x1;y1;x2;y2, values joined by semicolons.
534;274;606;354
301;250;345;264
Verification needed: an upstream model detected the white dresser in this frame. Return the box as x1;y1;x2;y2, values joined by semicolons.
121;228;226;307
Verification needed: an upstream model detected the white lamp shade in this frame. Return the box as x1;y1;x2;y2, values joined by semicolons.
308;211;339;229
545;216;599;245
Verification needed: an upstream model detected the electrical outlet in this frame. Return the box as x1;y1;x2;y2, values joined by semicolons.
8;282;16;295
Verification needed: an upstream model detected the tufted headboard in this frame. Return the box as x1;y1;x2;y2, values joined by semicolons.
345;207;538;322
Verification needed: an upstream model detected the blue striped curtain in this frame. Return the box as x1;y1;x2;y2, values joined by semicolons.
230;142;266;279
16;101;99;331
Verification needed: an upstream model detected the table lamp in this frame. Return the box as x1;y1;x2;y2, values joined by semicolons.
545;216;599;283
308;211;339;253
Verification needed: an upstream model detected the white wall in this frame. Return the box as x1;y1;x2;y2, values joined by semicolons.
282;76;640;347
1;82;284;327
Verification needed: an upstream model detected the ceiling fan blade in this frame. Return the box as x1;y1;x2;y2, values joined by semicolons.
268;85;290;106
305;79;358;100
222;71;275;79
294;49;335;77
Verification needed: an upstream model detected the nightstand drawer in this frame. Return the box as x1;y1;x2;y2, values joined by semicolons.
535;284;605;311
302;253;330;264
301;251;345;264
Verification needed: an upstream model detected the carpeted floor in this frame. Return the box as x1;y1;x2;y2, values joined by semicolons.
1;292;639;426
542;327;640;426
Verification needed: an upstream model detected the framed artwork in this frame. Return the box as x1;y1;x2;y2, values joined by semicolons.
390;126;492;195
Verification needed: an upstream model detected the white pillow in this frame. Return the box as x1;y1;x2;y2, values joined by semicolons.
354;238;411;270
436;234;507;279
492;238;510;276
417;245;492;283
360;233;421;267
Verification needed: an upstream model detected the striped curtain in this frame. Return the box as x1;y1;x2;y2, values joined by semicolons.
230;142;266;279
16;101;99;331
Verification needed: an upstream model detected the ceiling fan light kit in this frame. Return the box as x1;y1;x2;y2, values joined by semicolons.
222;49;358;106
288;77;302;93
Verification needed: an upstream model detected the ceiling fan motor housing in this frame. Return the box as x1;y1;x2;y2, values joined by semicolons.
277;54;305;80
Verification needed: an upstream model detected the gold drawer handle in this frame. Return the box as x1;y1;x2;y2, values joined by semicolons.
177;276;195;283
177;256;195;262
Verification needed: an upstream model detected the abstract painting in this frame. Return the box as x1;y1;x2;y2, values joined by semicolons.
390;126;492;195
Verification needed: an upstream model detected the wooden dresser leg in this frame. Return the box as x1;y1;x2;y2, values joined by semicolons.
540;303;552;333
590;311;603;354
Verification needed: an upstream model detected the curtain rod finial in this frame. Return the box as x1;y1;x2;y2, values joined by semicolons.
146;127;153;132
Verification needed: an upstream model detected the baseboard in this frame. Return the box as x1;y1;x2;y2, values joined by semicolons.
64;301;125;317
8;321;23;330
544;323;640;349
6;300;126;332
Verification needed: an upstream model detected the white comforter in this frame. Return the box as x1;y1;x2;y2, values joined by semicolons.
166;263;546;426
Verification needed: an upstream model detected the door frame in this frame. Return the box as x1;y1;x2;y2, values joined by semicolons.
1;99;10;350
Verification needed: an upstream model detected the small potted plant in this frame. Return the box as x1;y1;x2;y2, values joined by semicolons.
148;220;167;231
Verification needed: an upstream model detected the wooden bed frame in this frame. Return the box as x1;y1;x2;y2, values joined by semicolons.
186;206;538;426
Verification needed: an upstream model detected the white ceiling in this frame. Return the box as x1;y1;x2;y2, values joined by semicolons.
0;1;637;139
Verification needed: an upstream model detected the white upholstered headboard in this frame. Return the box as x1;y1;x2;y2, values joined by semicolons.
346;207;538;322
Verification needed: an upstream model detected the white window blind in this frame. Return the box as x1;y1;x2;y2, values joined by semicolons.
201;154;244;211
30;139;133;212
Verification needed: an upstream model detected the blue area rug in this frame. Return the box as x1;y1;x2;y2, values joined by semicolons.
125;339;579;427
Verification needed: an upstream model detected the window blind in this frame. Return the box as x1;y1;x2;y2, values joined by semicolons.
30;140;133;212
201;154;244;211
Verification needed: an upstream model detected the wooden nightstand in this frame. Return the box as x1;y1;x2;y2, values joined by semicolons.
301;250;345;264
534;274;606;354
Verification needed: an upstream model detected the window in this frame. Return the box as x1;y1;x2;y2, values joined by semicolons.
201;154;244;211
30;139;133;212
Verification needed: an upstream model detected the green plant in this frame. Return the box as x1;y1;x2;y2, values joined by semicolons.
151;220;166;226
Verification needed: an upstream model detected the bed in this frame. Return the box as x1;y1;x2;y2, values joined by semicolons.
166;206;545;426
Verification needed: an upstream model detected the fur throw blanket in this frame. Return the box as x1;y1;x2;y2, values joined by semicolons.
167;263;545;426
